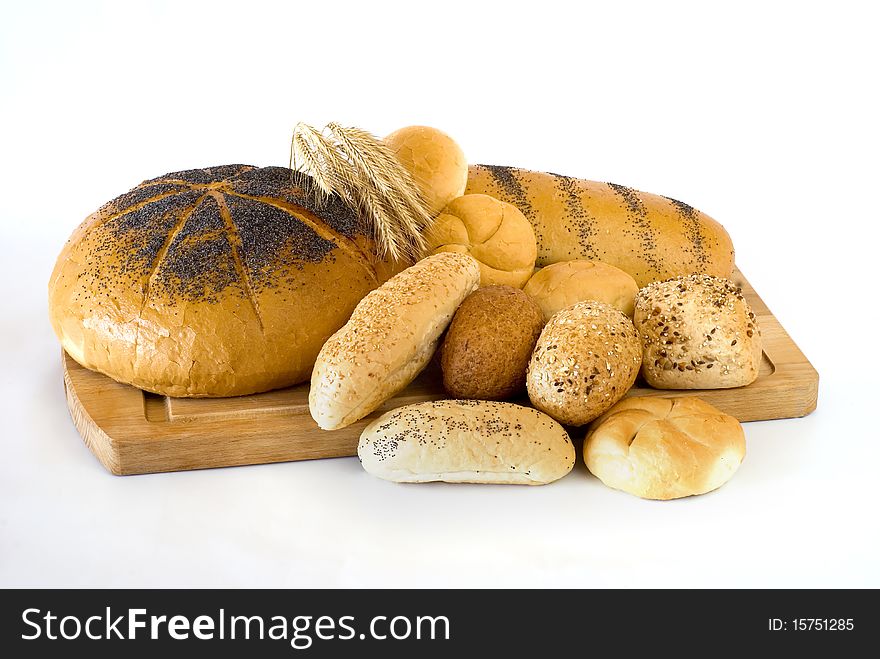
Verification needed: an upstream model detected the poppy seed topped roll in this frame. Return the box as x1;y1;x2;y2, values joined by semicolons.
49;165;400;397
358;400;575;485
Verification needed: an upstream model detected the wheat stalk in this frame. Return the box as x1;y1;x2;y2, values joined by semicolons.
290;124;335;201
289;121;433;263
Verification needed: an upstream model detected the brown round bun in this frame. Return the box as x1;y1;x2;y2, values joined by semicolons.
384;125;468;216
526;301;641;425
426;194;538;288
440;285;544;400
49;165;395;397
634;275;762;389
523;260;639;321
584;396;746;499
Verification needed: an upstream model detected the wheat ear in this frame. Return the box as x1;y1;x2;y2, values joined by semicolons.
289;121;433;263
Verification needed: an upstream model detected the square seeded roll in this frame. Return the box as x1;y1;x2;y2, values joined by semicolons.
634;275;761;389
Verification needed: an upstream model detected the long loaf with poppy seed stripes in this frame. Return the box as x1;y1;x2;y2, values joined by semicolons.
466;165;735;288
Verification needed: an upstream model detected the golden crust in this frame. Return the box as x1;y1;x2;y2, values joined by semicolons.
385;126;468;216
523;259;639;321
466;165;735;288
426;194;537;288
584;396;746;499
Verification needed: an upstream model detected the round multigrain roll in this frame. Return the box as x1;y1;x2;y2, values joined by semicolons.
440;285;544;400
523;259;639;321
527;301;641;425
48;165;398;397
358;400;575;484
384;125;468;216
584;396;746;500
426;194;538;288
634;274;762;389
309;252;480;430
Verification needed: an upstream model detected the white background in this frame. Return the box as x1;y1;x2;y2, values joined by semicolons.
1;0;877;587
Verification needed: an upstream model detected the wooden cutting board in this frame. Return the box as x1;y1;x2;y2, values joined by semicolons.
63;268;818;475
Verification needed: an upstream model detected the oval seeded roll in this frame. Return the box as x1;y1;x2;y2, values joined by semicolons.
309;252;480;431
634;274;762;389
48;165;398;397
527;301;641;426
384;126;468;216
584;396;746;500
523;259;639;321
426;194;538;288
440;285;544;400
358;400;575;484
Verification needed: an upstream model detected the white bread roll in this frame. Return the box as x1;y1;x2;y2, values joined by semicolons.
523;259;639;321
309;252;480;430
634;274;762;389
358;400;575;484
384;126;468;216
584;396;746;500
426;194;537;288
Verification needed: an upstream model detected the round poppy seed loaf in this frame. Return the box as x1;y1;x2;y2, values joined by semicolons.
48;165;398;397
